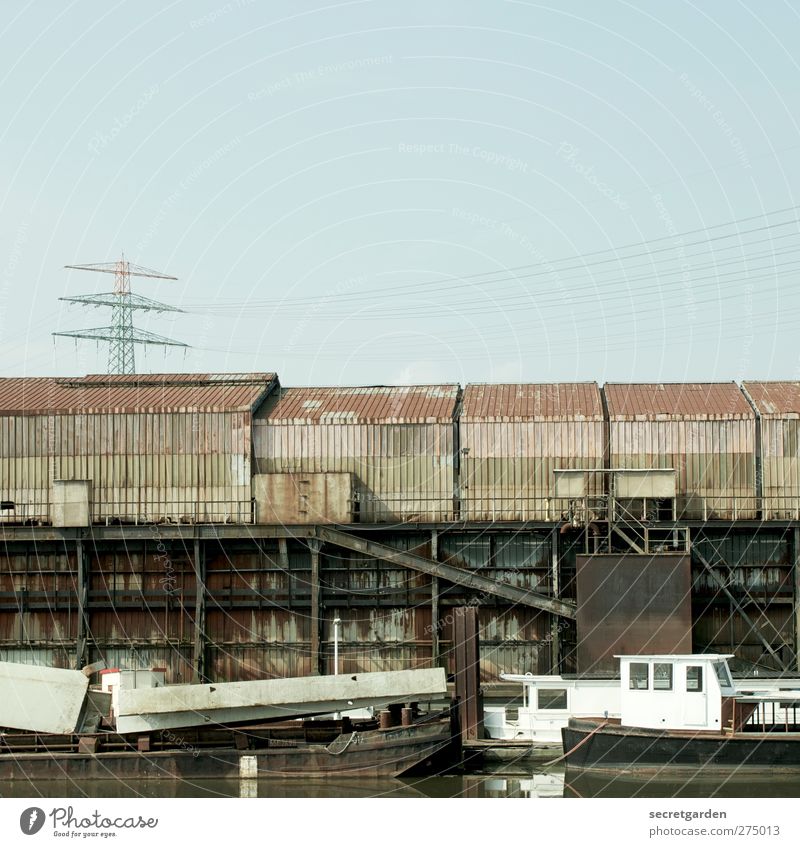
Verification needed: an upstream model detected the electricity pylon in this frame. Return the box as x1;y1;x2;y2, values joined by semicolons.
54;254;187;374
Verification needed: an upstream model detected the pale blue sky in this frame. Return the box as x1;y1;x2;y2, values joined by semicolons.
1;0;799;385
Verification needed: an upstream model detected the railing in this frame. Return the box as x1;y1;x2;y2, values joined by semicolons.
738;692;800;732
0;493;253;525
5;489;800;526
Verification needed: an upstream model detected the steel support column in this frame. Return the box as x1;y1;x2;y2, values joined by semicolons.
550;527;560;673
310;538;322;675
192;538;207;683
795;528;800;672
431;530;439;666
75;539;88;669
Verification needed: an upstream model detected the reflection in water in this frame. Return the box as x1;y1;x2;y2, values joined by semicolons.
1;763;798;799
564;769;800;799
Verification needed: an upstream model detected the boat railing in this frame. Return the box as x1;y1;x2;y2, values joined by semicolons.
735;693;800;732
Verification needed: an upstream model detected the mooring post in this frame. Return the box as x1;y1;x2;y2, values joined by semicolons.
453;605;483;741
75;538;88;669
192;537;207;683
431;530;440;666
309;537;322;675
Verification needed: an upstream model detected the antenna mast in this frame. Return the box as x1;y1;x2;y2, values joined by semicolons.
54;254;188;374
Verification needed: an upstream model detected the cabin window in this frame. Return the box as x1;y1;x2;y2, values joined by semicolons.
653;663;673;691
713;662;733;689
629;663;649;690
686;666;703;692
537;689;568;710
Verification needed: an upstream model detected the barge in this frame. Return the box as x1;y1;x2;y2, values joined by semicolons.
0;662;458;779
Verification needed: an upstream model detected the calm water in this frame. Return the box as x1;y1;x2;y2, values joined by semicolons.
2;761;799;798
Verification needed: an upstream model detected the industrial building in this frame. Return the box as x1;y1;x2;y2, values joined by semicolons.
0;374;798;683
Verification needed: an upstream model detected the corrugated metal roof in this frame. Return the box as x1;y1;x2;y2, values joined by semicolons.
0;373;278;414
461;383;603;421
742;382;800;417
604;383;753;419
261;385;460;424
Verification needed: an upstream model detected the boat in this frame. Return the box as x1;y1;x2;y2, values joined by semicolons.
0;662;459;779
484;665;800;747
484;674;621;745
560;654;800;775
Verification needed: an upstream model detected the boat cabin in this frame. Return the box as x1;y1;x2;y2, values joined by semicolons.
484;674;621;743
618;654;735;731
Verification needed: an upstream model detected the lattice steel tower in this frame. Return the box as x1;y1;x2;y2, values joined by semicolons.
53;255;187;374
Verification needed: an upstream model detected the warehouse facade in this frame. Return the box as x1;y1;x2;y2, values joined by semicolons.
0;375;798;681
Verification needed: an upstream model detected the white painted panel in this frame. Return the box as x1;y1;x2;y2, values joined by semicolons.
0;661;89;734
116;667;446;733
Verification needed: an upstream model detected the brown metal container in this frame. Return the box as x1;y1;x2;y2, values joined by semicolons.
604;383;756;520
575;553;692;675
459;383;605;521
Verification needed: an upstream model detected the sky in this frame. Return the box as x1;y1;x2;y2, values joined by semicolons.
1;0;799;386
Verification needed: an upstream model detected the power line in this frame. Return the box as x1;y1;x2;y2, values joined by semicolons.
185;206;800;311
195;254;800;323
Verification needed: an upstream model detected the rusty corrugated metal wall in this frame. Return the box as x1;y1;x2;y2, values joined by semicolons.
0;373;277;525
0;546;78;668
460;383;605;521
253;386;459;522
605;383;757;519
743;382;800;519
0;411;254;523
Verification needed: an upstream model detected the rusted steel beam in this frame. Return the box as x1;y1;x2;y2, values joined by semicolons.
313;527;576;619
453;606;483;741
192;538;207;683
550;526;560;673
431;530;440;666
695;552;789;670
309;538;322;675
795;528;800;673
75;539;88;670
610;524;645;555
